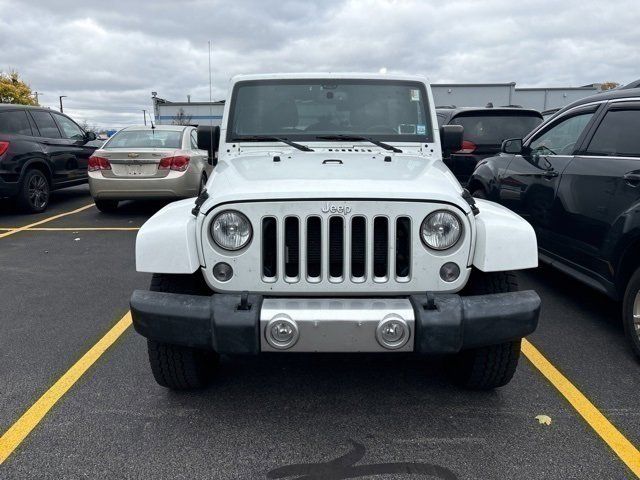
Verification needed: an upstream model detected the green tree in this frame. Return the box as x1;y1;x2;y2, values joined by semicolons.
0;71;37;105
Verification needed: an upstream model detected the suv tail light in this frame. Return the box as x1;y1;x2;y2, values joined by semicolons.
456;140;477;154
88;156;112;171
158;155;190;172
0;141;9;156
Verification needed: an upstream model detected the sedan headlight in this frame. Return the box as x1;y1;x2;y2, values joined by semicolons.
211;210;252;251
421;210;462;250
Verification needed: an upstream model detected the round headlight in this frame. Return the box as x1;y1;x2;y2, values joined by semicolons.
421;210;462;250
211;210;252;251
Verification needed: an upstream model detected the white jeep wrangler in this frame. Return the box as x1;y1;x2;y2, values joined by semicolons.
130;73;540;390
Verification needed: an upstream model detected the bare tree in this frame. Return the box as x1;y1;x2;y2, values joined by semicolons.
172;108;192;126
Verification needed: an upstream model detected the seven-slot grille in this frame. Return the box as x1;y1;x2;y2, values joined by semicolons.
261;215;412;283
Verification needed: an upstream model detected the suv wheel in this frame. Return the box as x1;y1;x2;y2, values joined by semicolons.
622;268;640;359
146;272;218;389
450;270;522;389
94;199;119;213
17;169;50;213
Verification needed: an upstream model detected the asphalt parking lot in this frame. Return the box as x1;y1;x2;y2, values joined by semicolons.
0;185;638;479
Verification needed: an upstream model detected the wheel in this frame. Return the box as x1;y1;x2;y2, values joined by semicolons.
146;273;218;389
450;270;522;389
94;199;119;213
16;169;50;213
471;188;487;199
622;268;640;359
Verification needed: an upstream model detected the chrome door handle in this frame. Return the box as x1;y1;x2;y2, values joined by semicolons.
543;170;558;179
624;173;640;186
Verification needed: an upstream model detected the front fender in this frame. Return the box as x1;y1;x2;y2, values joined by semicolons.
136;199;200;274
472;199;538;272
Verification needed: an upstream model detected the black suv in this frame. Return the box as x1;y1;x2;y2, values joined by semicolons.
0;104;98;212
436;106;543;184
468;88;640;358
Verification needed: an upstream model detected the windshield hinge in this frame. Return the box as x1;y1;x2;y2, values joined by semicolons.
191;190;209;217
462;189;479;215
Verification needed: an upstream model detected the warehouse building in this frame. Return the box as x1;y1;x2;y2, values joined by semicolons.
151;81;602;125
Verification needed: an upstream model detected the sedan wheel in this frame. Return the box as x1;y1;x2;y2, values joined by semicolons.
622;268;640;359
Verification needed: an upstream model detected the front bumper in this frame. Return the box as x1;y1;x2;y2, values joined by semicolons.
130;290;540;354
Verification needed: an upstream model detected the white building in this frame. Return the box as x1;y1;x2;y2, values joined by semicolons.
152;93;224;126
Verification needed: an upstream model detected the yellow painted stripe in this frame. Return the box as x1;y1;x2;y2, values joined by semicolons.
0;204;94;239
522;339;640;477
0;227;140;231
0;312;132;464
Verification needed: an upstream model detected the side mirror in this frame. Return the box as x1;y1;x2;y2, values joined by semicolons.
501;138;523;154
197;125;220;166
440;125;464;155
85;131;97;141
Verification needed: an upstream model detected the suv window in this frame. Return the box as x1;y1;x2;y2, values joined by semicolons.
529;111;594;156
586;109;640;157
190;130;198;149
30;111;62;139
53;113;85;140
0;110;33;135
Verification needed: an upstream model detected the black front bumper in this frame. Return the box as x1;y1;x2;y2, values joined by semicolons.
130;290;540;354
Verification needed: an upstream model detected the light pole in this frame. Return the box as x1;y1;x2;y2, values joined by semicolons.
59;95;67;113
142;109;147;126
34;91;42;105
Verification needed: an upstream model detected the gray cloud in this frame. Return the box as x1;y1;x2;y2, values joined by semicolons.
1;0;638;127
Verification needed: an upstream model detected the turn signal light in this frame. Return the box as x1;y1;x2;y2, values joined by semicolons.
158;155;190;172
455;140;477;154
0;141;9;156
88;156;112;171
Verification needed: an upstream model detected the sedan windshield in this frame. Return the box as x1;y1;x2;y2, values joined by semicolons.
228;79;432;143
105;130;183;149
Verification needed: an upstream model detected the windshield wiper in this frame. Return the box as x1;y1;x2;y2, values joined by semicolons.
234;135;314;152
315;135;403;153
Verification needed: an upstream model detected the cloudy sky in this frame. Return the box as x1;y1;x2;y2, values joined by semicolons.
1;0;638;128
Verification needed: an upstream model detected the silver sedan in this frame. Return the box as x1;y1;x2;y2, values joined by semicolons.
88;125;213;212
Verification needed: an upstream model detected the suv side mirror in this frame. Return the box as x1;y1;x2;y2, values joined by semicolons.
197;125;220;166
85;131;97;141
501;138;523;154
440;125;464;155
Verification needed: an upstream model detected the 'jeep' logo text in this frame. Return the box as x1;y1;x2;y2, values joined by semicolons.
322;202;352;214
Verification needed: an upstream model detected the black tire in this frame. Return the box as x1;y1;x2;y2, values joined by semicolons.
622;268;640;359
471;188;487;200
16;169;50;213
146;272;217;389
94;199;119;213
451;270;522;389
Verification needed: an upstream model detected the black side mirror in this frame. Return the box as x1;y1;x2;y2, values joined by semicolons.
501;138;523;154
85;131;97;141
197;125;220;166
440;125;464;155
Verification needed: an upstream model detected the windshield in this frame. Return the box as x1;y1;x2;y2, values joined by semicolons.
228;79;432;143
450;114;542;146
104;130;183;149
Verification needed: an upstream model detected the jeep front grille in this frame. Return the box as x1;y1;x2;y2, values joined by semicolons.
261;215;412;283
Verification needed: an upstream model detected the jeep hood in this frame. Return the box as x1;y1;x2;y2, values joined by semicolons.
201;151;470;214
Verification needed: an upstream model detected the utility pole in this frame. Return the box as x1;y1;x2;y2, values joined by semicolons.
142;109;147;126
34;91;42;105
59;95;67;113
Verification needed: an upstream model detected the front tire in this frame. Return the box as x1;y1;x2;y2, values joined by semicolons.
94;199;119;213
622;268;640;359
450;270;522;389
146;273;218;390
16;169;50;213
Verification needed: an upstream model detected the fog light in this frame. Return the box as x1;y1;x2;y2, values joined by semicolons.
439;262;460;282
213;262;233;282
376;315;410;350
265;316;299;350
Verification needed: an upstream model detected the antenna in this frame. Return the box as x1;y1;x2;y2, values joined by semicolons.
208;40;214;165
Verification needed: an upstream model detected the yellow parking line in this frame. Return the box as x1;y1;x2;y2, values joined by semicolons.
0;227;140;231
0;204;94;239
522;339;640;477
0;312;132;465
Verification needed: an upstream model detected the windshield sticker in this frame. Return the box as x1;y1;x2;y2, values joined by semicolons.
416;124;426;135
410;89;420;102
